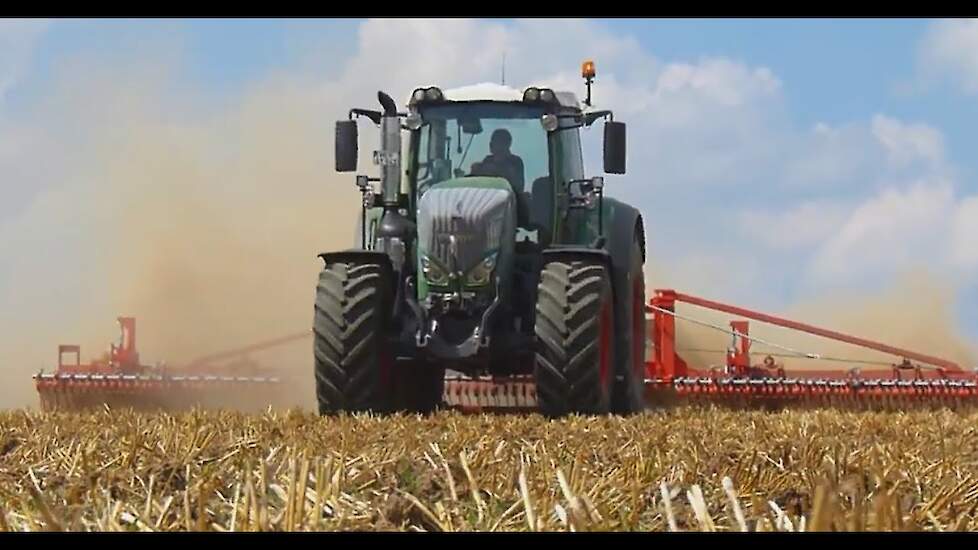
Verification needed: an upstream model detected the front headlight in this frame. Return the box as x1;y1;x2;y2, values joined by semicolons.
422;256;449;286
466;253;497;286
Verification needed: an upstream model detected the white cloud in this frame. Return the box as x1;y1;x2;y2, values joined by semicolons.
781;121;882;188
871;114;945;168
733;110;973;296
652;59;780;109
603;58;785;192
918;19;978;94
778;114;949;192
739;200;852;250
810;179;955;282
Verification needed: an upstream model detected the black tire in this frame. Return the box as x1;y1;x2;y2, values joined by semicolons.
314;261;393;414
534;259;616;417
612;237;648;414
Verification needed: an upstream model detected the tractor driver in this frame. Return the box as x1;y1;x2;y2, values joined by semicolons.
470;129;525;193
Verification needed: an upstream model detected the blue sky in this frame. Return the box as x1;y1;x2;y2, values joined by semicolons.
0;19;976;405
11;18;977;201
7;18;976;160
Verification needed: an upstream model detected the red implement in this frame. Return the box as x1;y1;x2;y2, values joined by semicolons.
34;317;305;412
642;289;977;409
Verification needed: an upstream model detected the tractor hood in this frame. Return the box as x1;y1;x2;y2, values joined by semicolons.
416;177;517;293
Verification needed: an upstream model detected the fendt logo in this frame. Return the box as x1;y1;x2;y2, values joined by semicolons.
436;232;478;246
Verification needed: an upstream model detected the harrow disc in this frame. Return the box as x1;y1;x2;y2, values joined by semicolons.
33;373;289;412
645;376;978;411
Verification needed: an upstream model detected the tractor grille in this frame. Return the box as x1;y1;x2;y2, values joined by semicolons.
417;186;514;273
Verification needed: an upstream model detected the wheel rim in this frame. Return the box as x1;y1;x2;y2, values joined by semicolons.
599;297;613;390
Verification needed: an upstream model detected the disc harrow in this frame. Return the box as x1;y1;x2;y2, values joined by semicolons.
33;317;303;412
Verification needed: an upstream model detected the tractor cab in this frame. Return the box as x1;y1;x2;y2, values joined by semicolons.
405;82;619;248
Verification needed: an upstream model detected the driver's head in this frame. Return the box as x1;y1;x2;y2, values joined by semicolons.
490;128;512;156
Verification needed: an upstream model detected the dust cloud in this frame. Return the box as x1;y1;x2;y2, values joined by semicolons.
0;58;365;410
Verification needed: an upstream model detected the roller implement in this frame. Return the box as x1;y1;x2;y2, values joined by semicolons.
34;317;303;412
318;59;976;416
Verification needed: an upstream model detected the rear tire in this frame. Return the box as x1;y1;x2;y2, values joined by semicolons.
534;259;616;417
612;237;648;414
314;261;393;414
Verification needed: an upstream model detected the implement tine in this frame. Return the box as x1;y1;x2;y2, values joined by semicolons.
641;372;978;412
438;374;539;413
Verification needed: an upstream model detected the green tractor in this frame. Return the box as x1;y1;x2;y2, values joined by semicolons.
315;62;647;417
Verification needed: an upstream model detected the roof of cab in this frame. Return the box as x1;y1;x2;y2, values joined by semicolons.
408;82;581;109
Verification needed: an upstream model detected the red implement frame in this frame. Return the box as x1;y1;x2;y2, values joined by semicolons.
644;289;978;405
34;318;309;411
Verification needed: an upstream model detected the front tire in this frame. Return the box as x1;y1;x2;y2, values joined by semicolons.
534;259;616;417
314;261;393;414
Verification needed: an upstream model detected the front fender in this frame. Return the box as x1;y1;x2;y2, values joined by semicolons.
318;248;395;299
318;249;394;276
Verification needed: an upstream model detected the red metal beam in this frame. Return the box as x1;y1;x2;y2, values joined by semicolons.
651;289;964;374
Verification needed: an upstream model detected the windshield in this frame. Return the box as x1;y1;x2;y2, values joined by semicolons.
413;103;548;197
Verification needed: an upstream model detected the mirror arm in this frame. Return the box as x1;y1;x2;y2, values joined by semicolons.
583;110;614;127
346;110;410;125
349;108;383;125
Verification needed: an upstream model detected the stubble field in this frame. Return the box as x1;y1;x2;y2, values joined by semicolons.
1;406;977;532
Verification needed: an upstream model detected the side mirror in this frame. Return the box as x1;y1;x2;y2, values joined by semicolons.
603;120;626;174
335;120;358;172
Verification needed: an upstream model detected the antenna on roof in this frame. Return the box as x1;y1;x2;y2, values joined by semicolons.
501;52;506;86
